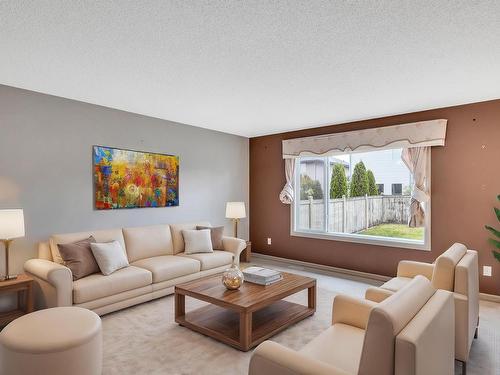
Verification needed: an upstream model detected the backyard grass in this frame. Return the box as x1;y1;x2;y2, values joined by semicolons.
358;223;424;240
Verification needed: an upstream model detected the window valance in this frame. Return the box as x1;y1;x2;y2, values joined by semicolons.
282;119;447;159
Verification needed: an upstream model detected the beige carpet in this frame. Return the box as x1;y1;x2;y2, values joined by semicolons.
101;269;500;375
102;289;329;375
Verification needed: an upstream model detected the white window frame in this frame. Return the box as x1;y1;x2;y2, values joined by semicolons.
291;151;431;251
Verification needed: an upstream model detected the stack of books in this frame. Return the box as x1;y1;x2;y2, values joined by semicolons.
243;266;283;286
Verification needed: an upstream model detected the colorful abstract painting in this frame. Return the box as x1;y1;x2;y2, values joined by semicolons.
93;146;179;209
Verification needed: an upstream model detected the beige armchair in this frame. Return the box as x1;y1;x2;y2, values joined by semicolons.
377;243;479;374
249;276;455;375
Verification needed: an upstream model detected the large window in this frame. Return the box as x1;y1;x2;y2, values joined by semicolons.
293;148;430;250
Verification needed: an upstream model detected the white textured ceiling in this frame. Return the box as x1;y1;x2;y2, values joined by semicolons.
1;1;499;137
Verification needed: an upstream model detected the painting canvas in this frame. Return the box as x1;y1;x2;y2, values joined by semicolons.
93;146;179;209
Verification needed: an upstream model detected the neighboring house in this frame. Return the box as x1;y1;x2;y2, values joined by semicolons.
349;149;412;195
300;149;412;197
300;157;349;193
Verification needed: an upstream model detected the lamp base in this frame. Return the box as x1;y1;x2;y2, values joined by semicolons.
1;239;16;282
0;274;17;282
232;218;240;238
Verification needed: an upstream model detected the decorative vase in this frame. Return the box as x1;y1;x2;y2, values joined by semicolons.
222;263;244;290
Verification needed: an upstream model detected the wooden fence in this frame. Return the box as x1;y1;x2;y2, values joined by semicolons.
298;195;411;233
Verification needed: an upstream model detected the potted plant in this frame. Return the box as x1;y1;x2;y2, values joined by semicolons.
485;195;500;262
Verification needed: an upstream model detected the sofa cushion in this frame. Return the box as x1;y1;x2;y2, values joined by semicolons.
300;324;365;374
123;224;174;262
381;276;412;292
131;255;201;283
170;222;210;254
50;229;126;265
180;250;233;271
72;266;152;304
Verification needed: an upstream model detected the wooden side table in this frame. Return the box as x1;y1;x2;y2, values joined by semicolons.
0;274;34;327
240;241;252;263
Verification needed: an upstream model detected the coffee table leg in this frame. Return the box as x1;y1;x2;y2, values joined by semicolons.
175;293;185;320
308;284;316;310
240;311;252;351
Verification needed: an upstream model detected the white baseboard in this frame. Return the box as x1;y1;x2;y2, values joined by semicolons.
252;253;391;282
252;253;500;303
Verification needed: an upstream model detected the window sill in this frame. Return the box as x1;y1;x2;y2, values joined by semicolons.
290;229;430;251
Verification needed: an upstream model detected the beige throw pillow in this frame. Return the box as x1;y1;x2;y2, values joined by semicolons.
90;240;129;275
182;229;214;254
196;226;224;250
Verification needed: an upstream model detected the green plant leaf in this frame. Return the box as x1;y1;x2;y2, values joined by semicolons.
485;225;500;239
486;195;500;262
488;238;500;249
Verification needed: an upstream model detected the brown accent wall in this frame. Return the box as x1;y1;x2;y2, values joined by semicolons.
250;99;500;295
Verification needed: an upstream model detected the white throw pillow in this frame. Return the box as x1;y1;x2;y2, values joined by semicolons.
182;229;214;254
90;240;129;275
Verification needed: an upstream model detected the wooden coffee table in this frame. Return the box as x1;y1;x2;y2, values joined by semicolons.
174;272;316;351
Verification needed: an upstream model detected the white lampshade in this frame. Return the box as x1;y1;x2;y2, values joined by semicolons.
0;209;25;240
225;202;246;219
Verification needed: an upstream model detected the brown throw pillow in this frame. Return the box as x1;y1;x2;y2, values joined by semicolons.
196;226;224;250
57;236;100;280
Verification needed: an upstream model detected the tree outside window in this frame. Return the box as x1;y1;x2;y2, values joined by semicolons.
350;161;369;197
300;174;323;200
330;163;348;198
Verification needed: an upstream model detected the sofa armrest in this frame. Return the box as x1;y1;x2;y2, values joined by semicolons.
453;292;471;361
395;290;455;374
397;260;434;280
365;287;395;303
38;241;53;260
221;236;247;265
249;341;350;375
24;259;73;307
332;294;376;330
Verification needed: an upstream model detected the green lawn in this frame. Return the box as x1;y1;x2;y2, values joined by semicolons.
358;223;424;240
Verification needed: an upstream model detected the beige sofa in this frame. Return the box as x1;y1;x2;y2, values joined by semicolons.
378;243;479;374
24;222;246;316
249;276;455;375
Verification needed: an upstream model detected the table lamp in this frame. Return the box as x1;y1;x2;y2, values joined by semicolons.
0;209;25;281
225;202;246;238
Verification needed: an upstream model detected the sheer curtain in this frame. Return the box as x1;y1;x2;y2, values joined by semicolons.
279;158;295;204
402;147;430;227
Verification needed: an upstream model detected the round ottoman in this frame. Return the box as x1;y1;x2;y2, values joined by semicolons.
0;307;102;375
